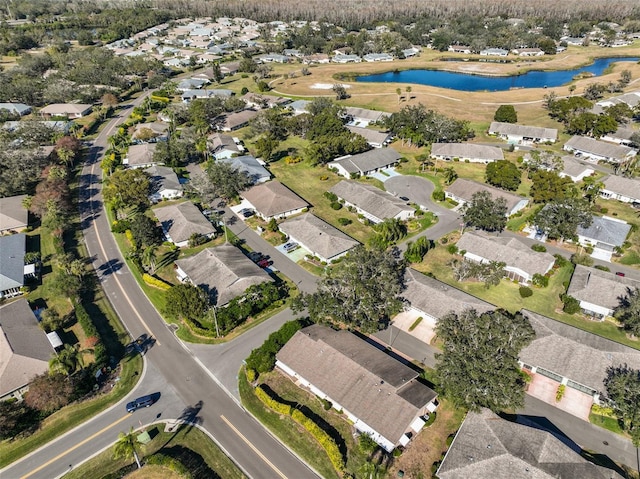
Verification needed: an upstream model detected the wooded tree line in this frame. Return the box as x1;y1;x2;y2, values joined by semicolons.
154;0;640;31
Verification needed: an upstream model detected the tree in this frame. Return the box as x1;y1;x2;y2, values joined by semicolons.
583;83;606;101
49;268;83;300
534;199;592;241
205;161;252;201
524;150;563;173
165;283;209;324
101;93;119;108
333;83;350;100
604;366;640;447
485;160;521;191
581;176;604;205
435;309;535;412
530;170;577;203
103;168;150;212
255;134;280;162
24;373;73;414
293;246;405;333
113;427;142;469
404;237;432;263
129;214;162;250
614;287;640;337
494;105;517;123
463;191;508;232
49;344;85;376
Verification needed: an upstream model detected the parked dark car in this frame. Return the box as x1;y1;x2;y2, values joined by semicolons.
615;271;626;277
248;251;263;262
241;208;255;218
257;258;272;268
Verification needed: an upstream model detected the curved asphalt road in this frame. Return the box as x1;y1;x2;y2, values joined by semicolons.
1;98;319;479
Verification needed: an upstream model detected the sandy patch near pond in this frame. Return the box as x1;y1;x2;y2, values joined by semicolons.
310;82;351;89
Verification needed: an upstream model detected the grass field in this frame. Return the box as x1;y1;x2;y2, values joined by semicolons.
61;424;245;479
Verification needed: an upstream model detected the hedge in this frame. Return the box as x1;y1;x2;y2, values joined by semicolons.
255;385;292;416
74;302;108;367
142;273;171;290
253;381;344;473
146;453;192;478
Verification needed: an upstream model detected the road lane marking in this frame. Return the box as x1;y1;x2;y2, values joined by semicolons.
220;415;287;479
20;414;131;479
86;149;160;346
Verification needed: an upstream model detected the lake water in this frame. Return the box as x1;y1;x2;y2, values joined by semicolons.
356;57;639;91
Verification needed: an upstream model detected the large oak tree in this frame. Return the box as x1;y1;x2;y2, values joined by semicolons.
435;309;535;412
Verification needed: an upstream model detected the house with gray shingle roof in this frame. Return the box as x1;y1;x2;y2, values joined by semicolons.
218;155;270;184
153;201;216;247
0;299;55;400
242;181;309;220
431;143;504;163
559;156;594;182
175;244;272;306
601;126;638;147
0;195;29;234
131;122;169;142
600;175;640;203
330;180;415;224
567;264;640;319
564;135;636;164
39;103;92;119
0;103;31;116
145;165;183;202
343;107;390;127
123;143;159;168
276;325;438;452
488;122;558;145
456;231;555;284
216;109;259;131
577;215;631;262
437;409;623;479
208;133;243;159
519;310;640;401
328;148;401;179
445;179;529;216
0;234;36;299
278;213;359;262
402;269;494;322
346;126;393;148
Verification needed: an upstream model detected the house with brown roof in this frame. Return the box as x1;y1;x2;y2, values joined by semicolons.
0;299;54;401
276;325;438;452
488;122;558;145
567;265;640;319
402;269;494;322
328;148;402;178
123;143;159;168
153;201;216;247
456;231;555;284
445;179;529;216
437;409;623;479
131;122;169;142
215;109;259;131
242;181;309;220
430;143;504;164
564;136;636;164
0;194;29;234
278;213;359;263
175;244;272;306
600;175;640;204
330;180;415;224
241;93;290;109
519;310;640;402
39;103;92;119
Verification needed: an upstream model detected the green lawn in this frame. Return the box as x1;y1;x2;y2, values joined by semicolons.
62;424;245;479
589;413;625;436
414;244;640;350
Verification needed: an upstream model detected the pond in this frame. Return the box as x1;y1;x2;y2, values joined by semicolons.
356;56;639;91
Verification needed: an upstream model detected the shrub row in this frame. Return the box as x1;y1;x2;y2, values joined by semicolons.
74;302;107;367
245;320;306;373
142;273;171;290
255;385;292;416
291;408;344;472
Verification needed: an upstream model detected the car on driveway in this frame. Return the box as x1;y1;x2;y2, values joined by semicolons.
248;251;263;262
240;208;255;218
126;394;155;413
283;242;299;253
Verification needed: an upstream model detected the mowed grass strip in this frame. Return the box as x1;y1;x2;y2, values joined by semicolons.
62;424;246;479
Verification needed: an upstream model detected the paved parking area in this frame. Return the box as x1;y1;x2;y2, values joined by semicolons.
392;310;436;344
527;374;593;421
275;243;309;262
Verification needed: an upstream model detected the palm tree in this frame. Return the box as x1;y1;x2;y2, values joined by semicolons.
141;245;158;274
49;344;86;376
113;427;142;469
359;461;384;479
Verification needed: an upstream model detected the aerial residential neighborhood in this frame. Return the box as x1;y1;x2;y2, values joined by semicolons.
1;1;640;478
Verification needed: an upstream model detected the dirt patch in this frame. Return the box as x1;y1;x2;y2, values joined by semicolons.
387;398;465;479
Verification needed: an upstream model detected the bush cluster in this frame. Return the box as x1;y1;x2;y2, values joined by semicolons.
246;320;306;373
142;273;171;290
146;454;191;478
75;302;107;367
255;385;292;415
519;286;533;298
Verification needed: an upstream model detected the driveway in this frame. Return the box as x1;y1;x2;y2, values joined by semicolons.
392;310;437;345
527;373;593;421
385;175;439;212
